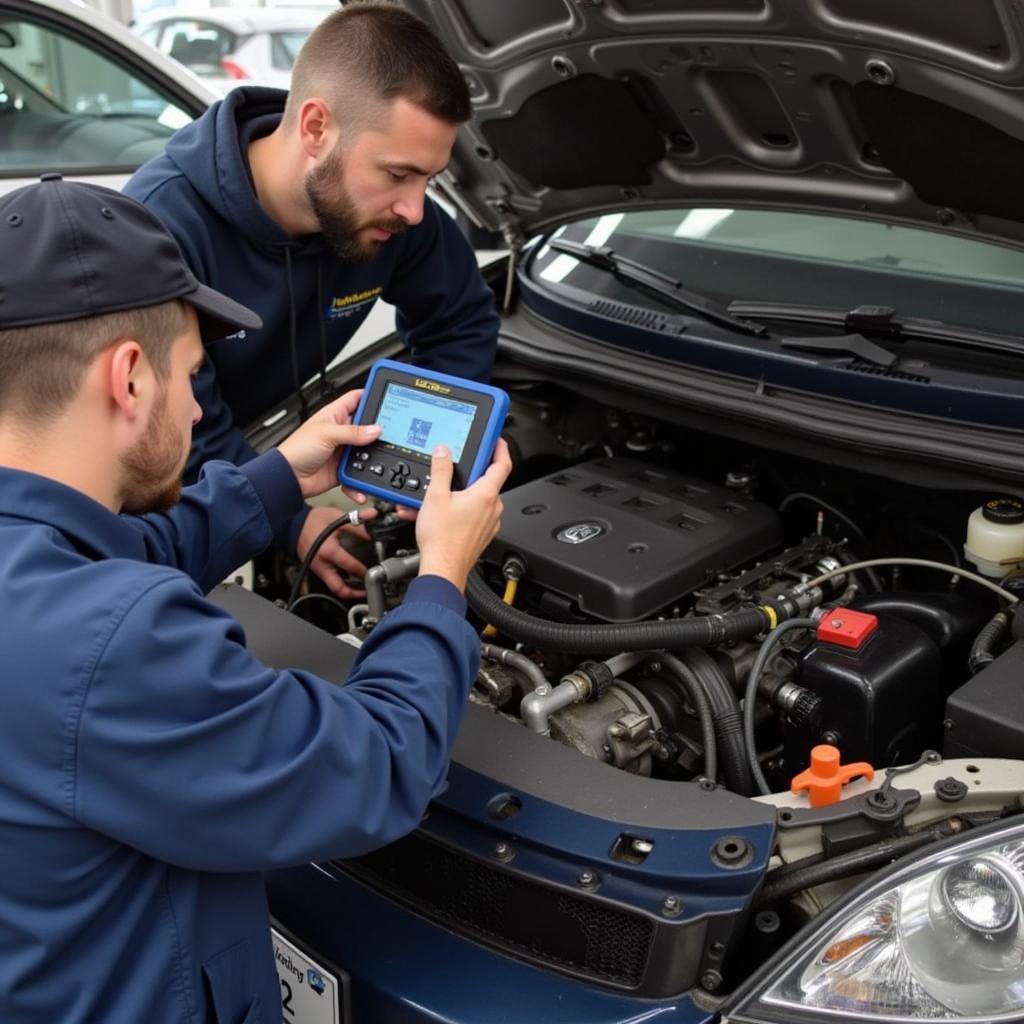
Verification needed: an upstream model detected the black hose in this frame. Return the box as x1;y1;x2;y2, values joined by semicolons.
968;610;1011;675
754;820;963;907
287;513;351;610
743;618;818;796
466;568;770;654
653;653;718;786
676;649;754;796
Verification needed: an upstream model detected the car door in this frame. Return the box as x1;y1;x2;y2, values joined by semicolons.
0;0;215;194
143;16;237;90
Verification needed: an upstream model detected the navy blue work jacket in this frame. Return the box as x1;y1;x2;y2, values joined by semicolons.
0;453;478;1023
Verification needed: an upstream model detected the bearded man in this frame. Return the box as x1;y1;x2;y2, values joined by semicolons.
0;175;509;1023
126;0;499;599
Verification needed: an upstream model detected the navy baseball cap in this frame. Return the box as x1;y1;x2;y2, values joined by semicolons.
0;174;261;342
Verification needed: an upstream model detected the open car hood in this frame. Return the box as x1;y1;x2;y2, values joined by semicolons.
401;0;1024;249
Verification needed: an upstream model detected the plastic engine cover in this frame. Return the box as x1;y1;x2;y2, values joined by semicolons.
486;457;781;622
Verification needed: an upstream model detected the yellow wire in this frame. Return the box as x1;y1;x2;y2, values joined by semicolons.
482;578;519;638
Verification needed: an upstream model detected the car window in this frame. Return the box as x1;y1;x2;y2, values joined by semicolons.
532;208;1024;336
150;18;237;77
270;30;307;71
0;12;192;175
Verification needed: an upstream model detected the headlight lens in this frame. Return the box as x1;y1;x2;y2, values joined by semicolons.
729;822;1024;1022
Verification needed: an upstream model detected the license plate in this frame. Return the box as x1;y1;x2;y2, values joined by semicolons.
272;927;347;1024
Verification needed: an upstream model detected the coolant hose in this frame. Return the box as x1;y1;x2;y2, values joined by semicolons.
654;653;718;786
466;568;772;654
678;650;754;796
968;610;1011;675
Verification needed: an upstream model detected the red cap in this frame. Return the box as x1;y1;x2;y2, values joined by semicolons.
816;609;878;650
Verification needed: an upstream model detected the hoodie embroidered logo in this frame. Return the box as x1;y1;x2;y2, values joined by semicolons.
325;286;383;320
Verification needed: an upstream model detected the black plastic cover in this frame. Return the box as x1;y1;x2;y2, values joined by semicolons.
945;641;1024;758
485;457;781;622
796;614;941;766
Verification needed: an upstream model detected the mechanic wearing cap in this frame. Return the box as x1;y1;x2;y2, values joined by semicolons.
0;175;511;1024
125;1;500;601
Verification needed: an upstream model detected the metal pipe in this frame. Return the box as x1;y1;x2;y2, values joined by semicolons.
480;642;548;692
521;679;583;734
365;553;422;625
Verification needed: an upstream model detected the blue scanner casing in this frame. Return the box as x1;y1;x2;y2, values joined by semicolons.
337;359;509;509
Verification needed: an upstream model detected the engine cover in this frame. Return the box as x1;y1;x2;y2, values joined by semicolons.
487;457;781;622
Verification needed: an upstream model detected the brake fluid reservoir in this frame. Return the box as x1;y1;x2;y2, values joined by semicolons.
964;496;1024;578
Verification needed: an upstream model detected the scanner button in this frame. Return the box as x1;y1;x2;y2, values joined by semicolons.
369;464;384;476
396;461;409;474
356;451;370;462
350;462;365;472
405;478;420;491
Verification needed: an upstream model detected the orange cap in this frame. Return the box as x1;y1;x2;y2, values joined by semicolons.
790;744;874;807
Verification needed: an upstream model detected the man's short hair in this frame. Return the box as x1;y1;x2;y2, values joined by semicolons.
0;301;187;423
285;0;471;133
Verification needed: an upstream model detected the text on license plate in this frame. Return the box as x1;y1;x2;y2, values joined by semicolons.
272;927;344;1024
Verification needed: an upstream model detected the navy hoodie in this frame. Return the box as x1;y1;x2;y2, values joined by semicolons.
126;87;499;549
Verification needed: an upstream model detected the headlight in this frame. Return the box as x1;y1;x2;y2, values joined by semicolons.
727;819;1024;1022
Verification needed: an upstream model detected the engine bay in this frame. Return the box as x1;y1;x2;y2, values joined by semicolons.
268;379;1024;991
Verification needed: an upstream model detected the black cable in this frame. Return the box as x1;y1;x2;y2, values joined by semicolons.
779;491;868;541
286;513;352;610
743;618;817;796
651;653;718;786
968;610;1011;675
288;592;350;618
754;820;962;907
679;650;753;795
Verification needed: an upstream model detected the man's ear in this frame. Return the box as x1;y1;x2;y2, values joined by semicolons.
108;339;148;421
297;98;336;158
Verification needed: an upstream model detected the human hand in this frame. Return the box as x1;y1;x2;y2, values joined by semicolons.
296;504;376;599
277;389;381;499
415;439;512;592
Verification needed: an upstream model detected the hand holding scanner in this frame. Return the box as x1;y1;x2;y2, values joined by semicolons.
337;360;509;508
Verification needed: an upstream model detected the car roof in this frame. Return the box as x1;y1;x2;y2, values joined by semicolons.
137;6;328;33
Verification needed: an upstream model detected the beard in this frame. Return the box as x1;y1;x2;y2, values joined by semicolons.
305;145;407;263
120;386;187;515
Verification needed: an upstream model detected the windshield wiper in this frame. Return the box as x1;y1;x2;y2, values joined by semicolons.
726;301;1024;359
548;239;767;337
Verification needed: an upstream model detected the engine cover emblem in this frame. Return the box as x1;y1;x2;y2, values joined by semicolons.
556;522;604;544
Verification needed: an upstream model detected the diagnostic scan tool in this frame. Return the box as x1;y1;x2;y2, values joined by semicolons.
338;359;509;508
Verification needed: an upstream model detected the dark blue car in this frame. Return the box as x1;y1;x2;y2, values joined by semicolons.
234;2;1024;1020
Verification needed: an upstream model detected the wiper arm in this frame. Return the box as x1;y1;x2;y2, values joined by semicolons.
780;333;896;367
549;239;767;337
727;301;1024;359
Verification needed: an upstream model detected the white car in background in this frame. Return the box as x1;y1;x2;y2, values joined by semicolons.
0;0;214;193
136;6;328;93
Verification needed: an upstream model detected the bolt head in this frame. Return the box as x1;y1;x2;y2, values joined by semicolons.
701;970;722;991
661;895;682;916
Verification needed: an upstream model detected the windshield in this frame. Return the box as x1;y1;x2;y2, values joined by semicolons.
530;209;1024;337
